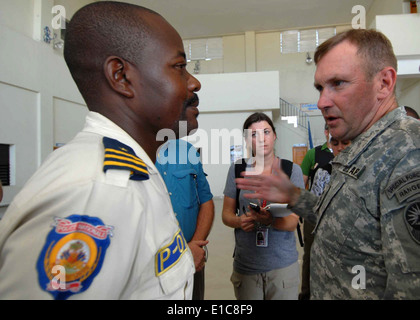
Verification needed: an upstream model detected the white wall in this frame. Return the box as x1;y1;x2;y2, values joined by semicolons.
256;32;319;105
0;1;94;217
189;108;313;198
367;0;405;28
0;83;39;206
0;25;86;216
190;109;312;198
0;0;35;38
273;110;310;160
189;111;270;198
375;14;420;57
53;98;88;144
375;13;420;115
188;71;315;197
196;71;280;112
188;72;280;197
398;79;420;114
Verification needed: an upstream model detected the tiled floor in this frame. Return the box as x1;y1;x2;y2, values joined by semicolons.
204;197;304;300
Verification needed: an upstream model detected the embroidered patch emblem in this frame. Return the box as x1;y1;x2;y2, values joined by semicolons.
404;202;420;245
37;215;113;300
386;170;420;200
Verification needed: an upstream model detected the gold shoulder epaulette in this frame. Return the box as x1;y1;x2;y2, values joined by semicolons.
103;137;149;181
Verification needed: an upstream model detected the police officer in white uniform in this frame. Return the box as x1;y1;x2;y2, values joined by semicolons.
0;1;201;300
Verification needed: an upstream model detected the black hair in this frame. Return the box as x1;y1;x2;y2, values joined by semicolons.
63;1;160;105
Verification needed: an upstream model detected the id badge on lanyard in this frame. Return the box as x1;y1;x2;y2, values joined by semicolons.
256;200;268;247
256;227;268;247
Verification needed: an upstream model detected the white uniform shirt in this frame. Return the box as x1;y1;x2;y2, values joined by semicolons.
0;112;195;300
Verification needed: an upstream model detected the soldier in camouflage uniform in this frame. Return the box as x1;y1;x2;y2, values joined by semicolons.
236;29;420;299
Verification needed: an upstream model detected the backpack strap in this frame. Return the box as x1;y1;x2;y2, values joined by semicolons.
296;220;304;247
280;159;304;248
280;159;293;178
281;160;304;247
235;158;248;213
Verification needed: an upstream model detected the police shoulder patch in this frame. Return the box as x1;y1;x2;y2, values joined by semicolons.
36;215;114;300
103;137;149;181
404;202;420;245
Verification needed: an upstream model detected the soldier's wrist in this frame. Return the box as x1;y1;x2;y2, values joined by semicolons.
288;187;301;208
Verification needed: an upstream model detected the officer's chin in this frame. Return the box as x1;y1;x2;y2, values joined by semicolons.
187;127;198;136
185;114;199;136
183;122;198;138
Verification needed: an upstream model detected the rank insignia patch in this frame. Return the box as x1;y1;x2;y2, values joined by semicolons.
36;215;114;300
103;137;149;181
404;202;420;245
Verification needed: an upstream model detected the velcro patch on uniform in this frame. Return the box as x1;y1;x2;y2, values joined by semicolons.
386;170;420;201
155;229;188;276
103;137;149;181
404;202;420;245
339;165;365;179
396;180;420;203
36;215;114;300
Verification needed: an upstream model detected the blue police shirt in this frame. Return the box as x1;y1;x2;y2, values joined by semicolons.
155;139;213;242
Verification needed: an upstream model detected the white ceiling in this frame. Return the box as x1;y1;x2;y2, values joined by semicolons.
119;0;374;39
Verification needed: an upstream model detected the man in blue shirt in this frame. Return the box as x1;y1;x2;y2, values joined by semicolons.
156;139;214;300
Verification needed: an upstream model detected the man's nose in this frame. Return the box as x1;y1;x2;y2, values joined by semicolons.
188;73;201;92
317;89;333;111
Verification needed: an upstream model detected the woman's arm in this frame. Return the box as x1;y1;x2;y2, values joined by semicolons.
222;196;255;232
246;207;298;232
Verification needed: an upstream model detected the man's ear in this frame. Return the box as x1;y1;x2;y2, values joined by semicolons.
104;56;134;98
376;67;397;100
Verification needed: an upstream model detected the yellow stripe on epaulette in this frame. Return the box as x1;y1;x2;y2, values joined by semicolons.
104;148;147;166
103;137;149;181
105;152;147;167
103;160;149;175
